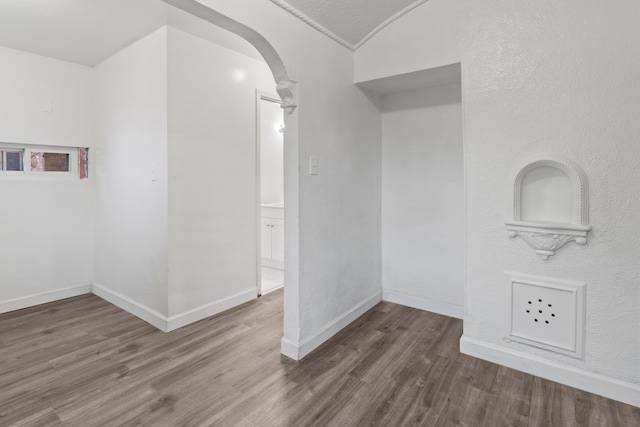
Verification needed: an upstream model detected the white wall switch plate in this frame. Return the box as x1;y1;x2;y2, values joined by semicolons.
309;156;318;175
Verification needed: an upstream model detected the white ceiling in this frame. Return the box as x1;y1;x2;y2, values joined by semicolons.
0;0;428;67
0;0;262;67
270;0;428;49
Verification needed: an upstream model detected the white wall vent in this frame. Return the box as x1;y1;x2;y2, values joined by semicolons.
505;272;585;359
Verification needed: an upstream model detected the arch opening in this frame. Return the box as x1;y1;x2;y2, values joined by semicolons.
161;0;297;113
160;0;301;357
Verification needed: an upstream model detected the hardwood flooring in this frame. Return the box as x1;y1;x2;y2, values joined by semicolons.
0;290;638;426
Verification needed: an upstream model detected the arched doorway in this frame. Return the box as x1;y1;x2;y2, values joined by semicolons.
161;0;300;359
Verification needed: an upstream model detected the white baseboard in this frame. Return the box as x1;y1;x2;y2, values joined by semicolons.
382;289;464;319
260;284;284;296
460;336;640;408
281;291;383;361
91;283;168;331
1;283;258;334
166;288;257;331
280;337;299;360
0;284;91;314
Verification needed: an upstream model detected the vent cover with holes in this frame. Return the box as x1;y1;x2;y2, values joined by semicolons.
505;272;585;358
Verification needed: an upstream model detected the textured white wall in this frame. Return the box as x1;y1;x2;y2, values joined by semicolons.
0;46;94;307
381;84;464;314
93;27;169;315
167;27;276;317
357;0;640;387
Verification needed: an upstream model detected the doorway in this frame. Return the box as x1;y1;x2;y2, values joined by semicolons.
257;93;285;295
161;0;302;359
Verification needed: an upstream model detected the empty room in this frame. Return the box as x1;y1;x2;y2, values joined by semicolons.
1;0;639;425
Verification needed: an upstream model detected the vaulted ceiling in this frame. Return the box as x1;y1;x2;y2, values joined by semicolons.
269;0;428;50
0;0;426;67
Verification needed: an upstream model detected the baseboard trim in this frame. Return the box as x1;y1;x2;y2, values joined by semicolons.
166;288;257;331
260;284;284;296
281;291;383;361
91;283;169;331
382;289;463;319
460;336;640;408
1;283;261;334
280;337;299;360
0;284;91;314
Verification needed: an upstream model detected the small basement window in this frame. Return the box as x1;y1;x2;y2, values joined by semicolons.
1;149;24;171
31;152;70;172
0;143;88;180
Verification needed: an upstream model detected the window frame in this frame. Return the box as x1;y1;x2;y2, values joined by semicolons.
0;148;25;173
0;142;80;180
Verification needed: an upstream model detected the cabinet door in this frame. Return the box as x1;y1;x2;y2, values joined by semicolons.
271;218;285;262
261;217;272;259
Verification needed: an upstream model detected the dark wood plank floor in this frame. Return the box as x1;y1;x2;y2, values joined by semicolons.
0;290;638;426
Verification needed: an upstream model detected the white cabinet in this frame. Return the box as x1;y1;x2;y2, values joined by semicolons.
261;206;284;269
270;218;285;262
261;217;273;260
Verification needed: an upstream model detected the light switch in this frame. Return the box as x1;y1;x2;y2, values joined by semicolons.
309;156;318;175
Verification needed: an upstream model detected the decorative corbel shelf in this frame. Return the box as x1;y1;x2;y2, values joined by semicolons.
506;157;591;260
505;220;591;260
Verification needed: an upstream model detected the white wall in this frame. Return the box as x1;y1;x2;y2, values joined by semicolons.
93;27;169;317
381;84;464;317
260;98;284;205
167;27;276;318
0;46;94;311
356;0;640;404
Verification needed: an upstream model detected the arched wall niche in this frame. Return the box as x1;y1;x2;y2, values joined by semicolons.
512;158;589;225
505;156;592;260
160;0;302;358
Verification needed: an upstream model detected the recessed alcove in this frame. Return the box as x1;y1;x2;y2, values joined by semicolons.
356;63;464;317
505;157;591;260
520;166;573;223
